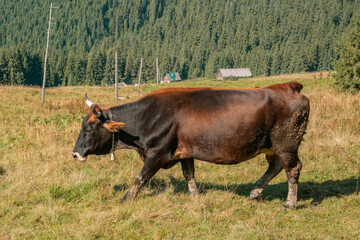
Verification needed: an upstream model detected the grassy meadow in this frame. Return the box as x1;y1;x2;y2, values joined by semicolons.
0;73;359;239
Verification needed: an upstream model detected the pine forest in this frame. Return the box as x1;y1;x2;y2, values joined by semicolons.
0;0;359;86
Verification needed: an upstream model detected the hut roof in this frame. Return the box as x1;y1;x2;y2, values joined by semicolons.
165;72;182;81
217;68;252;79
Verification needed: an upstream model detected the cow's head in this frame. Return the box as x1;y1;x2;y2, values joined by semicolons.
72;94;125;162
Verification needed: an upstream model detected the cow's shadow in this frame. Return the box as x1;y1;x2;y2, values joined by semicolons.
168;176;358;206
114;176;358;206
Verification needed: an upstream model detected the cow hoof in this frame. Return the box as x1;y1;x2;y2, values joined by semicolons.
120;191;131;203
249;195;262;201
249;190;262;200
284;205;293;211
188;189;199;197
283;202;296;210
189;193;199;199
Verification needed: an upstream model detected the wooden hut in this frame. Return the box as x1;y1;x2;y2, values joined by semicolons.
216;68;252;80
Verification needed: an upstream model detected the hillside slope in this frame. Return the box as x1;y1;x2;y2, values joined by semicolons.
0;0;359;85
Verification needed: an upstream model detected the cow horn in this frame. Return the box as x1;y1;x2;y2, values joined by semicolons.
85;93;94;107
85;93;101;117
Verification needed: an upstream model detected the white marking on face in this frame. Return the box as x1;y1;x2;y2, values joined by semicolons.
72;152;87;162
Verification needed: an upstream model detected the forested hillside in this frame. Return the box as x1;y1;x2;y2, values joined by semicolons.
0;0;359;86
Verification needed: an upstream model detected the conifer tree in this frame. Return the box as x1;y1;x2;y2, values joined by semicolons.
8;48;25;85
334;18;360;92
0;49;9;84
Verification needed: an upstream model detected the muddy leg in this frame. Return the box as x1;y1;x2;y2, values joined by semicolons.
121;161;161;202
250;154;283;200
278;152;302;209
181;158;199;196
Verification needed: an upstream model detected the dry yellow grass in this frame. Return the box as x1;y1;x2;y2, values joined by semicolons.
0;73;359;239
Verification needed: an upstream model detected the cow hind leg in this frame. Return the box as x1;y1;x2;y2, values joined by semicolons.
278;152;302;210
181;158;199;196
249;153;283;200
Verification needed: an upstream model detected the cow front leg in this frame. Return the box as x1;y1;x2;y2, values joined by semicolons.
250;154;283;200
121;162;161;202
181;158;199;196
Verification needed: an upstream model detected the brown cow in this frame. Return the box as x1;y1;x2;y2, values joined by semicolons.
72;81;310;209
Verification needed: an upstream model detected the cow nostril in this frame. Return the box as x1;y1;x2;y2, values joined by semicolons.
72;152;87;162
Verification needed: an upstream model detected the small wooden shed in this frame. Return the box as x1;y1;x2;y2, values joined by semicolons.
216;68;252;80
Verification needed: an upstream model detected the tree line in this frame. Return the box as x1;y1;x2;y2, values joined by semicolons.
0;0;359;86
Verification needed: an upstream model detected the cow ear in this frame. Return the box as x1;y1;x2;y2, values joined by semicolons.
103;121;126;132
91;104;102;118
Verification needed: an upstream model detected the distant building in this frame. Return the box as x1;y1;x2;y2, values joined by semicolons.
216;68;252;80
110;82;127;88
163;72;182;83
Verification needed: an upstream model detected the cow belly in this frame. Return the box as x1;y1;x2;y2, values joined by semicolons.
175;97;272;164
175;132;269;164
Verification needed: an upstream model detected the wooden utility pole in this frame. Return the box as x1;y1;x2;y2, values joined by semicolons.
114;10;119;101
156;58;159;84
41;2;56;104
111;11;119;161
137;58;143;97
115;51;118;100
263;58;266;77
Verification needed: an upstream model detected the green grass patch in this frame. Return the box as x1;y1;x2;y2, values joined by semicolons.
0;73;359;239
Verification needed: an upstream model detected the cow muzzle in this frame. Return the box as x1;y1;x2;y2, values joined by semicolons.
72;152;87;162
